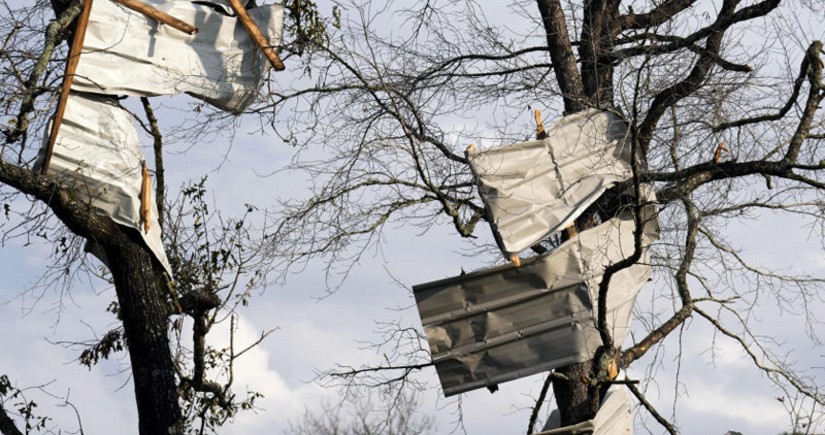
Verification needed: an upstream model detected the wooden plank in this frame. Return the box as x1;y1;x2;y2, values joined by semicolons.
534;109;547;139
141;160;151;233
112;0;198;35
226;0;285;71
41;0;94;175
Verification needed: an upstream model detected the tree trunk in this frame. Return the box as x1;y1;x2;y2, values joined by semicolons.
104;233;182;435
0;161;183;435
535;0;585;113
579;0;621;107
534;0;615;425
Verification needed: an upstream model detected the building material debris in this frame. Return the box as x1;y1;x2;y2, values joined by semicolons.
41;0;94;175
36;92;172;275
534;384;632;434
416;108;656;415
37;0;285;276
466;109;633;259
413;194;657;396
72;0;284;113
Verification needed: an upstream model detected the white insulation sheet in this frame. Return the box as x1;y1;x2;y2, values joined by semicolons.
37;92;172;275
413;198;658;396
468;109;633;258
73;0;284;113
535;384;632;435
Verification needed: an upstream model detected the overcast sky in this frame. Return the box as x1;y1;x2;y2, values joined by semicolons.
1;1;824;434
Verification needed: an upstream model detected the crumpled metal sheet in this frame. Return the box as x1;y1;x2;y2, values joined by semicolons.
72;0;284;113
36;92;172;275
413;198;657;397
467;109;632;258
535;384;632;435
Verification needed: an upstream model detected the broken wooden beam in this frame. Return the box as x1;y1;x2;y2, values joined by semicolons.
226;0;285;71
534;109;547;140
111;0;198;35
41;0;94;175
141;160;151;233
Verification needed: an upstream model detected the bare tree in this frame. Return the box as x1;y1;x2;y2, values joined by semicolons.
255;0;825;431
2;0;824;433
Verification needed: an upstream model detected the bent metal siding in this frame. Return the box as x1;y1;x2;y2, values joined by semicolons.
413;200;657;397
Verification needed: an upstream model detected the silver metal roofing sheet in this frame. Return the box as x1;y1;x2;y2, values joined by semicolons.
36;92;172;275
535;384;632;435
467;109;632;258
414;200;657;396
72;0;284;113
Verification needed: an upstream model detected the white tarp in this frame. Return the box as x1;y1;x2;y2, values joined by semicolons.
36;92;172;275
413;198;658;396
467;109;632;258
535;384;632;435
72;0;284;113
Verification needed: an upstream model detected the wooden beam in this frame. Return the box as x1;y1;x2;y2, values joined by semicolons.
534;109;547;139
226;0;285;71
111;0;198;35
141;160;151;233
41;0;94;175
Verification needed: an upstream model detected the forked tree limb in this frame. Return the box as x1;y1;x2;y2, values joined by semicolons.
619;0;697;30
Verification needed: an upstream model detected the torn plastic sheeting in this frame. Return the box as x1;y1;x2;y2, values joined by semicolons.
72;0;284;114
467;109;632;258
36;92;172;276
534;384;632;435
413;200;657;397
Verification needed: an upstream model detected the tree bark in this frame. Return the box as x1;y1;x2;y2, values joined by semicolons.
535;0;586;113
104;238;182;435
579;0;621;107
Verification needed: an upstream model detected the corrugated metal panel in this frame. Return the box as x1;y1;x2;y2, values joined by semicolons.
467;109;632;258
535;384;632;435
413;201;657;396
72;0;284;113
36;92;171;275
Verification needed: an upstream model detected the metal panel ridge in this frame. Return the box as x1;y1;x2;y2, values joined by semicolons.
467;108;632;258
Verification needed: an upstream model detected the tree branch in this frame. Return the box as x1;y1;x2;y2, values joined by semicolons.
3;0;82;147
620;0;697;30
626;383;678;434
637;0;741;154
713;42;815;131
0;161;121;242
622;200;698;367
